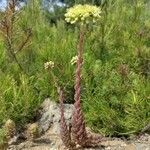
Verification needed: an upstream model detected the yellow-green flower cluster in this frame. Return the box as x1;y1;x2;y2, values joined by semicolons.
65;4;101;24
44;61;54;70
70;55;78;65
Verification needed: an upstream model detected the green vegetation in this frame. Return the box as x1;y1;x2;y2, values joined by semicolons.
0;0;149;141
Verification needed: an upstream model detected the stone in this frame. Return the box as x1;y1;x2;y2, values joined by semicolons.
38;99;74;134
125;144;136;150
135;143;150;150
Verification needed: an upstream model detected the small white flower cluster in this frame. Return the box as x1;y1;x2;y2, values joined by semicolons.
70;56;78;65
44;61;54;70
65;4;101;24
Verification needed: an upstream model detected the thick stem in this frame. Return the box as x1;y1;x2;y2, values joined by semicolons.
72;26;103;147
71;26;88;146
74;26;84;104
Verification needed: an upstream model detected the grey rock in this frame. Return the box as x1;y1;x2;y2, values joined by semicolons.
135;143;150;150
38;99;74;134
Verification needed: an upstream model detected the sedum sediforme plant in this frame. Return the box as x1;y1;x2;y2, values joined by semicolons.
44;61;75;149
58;4;103;149
0;119;16;150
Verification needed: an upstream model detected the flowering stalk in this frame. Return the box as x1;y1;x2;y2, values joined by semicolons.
71;26;103;147
44;62;75;149
59;4;103;148
71;26;88;147
59;87;75;149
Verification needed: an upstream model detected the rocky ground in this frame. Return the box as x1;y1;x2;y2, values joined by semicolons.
7;99;150;150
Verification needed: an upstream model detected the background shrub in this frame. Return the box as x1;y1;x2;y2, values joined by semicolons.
0;0;149;138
